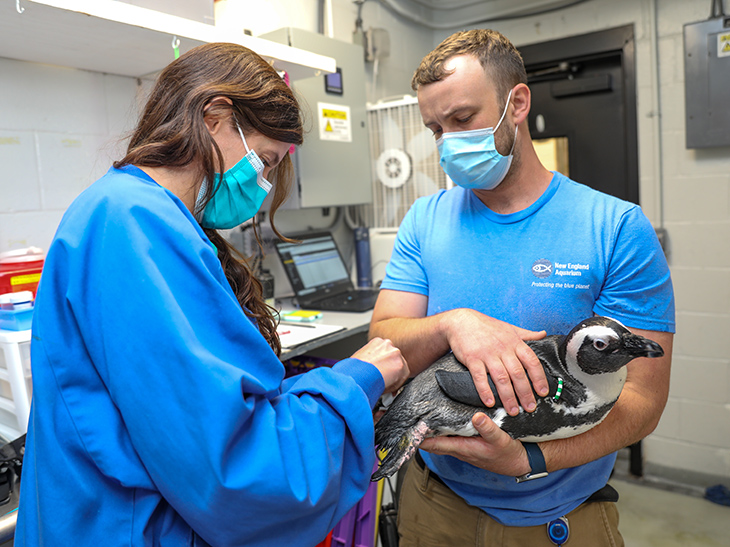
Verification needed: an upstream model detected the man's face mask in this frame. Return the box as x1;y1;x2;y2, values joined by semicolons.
197;124;272;230
436;88;518;191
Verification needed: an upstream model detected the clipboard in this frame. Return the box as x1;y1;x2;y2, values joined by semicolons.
277;322;345;349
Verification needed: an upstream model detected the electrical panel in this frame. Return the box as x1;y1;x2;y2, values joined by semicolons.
684;15;730;148
260;28;373;208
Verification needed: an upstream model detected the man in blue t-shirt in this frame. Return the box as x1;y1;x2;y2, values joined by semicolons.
370;29;674;545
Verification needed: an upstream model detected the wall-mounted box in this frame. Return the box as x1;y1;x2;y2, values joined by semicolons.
261;28;373;209
684;16;730;148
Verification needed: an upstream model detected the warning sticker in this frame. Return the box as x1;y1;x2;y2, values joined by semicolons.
10;273;41;286
318;102;352;142
719;32;730;58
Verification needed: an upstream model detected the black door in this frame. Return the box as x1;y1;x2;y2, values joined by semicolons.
519;25;639;204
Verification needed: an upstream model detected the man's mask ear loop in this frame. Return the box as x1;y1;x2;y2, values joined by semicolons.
499;88;519;157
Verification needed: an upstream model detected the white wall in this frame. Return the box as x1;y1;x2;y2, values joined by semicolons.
1;0;728;479
0;58;140;253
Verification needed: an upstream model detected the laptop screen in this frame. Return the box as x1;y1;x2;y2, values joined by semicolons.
275;233;352;299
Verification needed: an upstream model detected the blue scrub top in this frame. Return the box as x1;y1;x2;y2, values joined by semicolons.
15;165;385;546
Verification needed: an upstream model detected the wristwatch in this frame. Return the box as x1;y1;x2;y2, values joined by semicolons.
515;442;549;483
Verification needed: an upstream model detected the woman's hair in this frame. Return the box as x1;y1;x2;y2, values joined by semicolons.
411;29;527;109
114;42;303;355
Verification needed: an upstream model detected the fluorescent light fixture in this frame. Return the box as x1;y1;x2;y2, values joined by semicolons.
25;0;336;76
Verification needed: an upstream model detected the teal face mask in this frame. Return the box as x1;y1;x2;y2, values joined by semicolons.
436;89;517;191
197;125;272;229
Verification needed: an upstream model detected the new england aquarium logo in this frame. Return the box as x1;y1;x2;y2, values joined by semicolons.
532;259;553;278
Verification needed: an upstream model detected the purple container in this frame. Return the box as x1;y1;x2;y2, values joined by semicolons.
353;478;378;547
330;507;356;547
331;460;379;547
283;355;338;378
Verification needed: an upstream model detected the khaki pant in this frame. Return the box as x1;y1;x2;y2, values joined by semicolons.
397;455;624;547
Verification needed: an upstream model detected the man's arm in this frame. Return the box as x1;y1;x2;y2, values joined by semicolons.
419;329;674;477
370;289;549;415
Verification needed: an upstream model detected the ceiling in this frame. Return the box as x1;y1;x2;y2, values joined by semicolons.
378;0;590;30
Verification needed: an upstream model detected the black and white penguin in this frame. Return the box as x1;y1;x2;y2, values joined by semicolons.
371;316;664;481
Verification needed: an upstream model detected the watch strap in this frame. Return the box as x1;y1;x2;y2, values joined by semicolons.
516;442;549;483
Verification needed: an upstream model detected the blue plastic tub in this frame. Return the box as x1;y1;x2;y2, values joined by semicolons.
0;307;33;331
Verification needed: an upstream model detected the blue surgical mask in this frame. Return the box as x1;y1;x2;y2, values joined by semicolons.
436;89;517;191
197;125;272;229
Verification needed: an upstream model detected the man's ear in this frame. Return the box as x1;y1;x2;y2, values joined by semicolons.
511;83;531;126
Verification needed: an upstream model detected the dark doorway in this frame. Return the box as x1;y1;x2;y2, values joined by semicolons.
519;25;639;204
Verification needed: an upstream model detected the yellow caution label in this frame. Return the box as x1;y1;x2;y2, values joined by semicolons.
10;273;41;286
0;137;21;145
318;102;352;142
322;109;348;120
720;33;730;58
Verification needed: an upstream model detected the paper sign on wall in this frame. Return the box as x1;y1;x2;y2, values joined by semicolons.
318;102;352;142
719;32;730;58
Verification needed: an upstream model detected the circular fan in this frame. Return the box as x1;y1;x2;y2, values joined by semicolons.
376;148;411;189
369;99;444;227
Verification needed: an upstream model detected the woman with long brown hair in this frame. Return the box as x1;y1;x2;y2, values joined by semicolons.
16;43;408;547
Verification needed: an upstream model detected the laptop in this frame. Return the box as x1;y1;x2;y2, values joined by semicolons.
274;232;380;313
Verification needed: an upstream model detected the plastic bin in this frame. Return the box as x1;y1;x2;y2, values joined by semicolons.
331;508;356;547
283;355;338;378
330;460;379;547
0;329;32;440
0;308;33;331
315;530;333;547
353;475;379;547
0;247;45;298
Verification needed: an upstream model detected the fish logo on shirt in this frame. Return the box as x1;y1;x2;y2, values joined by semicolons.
532;259;553;278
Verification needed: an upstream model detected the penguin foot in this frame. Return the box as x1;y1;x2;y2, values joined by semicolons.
372;421;431;481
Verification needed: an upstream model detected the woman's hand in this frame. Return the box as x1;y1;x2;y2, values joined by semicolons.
352;337;410;393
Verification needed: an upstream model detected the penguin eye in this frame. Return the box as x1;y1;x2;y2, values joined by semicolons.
593;338;608;351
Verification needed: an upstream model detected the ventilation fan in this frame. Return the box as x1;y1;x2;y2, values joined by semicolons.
360;96;450;228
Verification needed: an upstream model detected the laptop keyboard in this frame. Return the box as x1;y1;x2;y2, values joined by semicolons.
315;290;379;312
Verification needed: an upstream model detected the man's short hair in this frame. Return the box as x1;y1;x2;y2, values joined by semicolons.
411;29;528;107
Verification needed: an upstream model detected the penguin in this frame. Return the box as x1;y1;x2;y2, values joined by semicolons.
371;316;664;481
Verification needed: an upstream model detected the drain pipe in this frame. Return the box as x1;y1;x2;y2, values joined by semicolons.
648;0;665;231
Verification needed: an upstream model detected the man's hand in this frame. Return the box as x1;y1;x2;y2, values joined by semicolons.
419;413;532;476
446;310;548;415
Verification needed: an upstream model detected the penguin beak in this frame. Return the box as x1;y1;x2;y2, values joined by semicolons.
622;333;664;359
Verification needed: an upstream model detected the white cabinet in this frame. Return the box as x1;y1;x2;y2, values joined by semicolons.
0;0;335;80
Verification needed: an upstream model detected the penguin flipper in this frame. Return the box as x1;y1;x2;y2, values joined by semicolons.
435;369;561;409
435;370;502;409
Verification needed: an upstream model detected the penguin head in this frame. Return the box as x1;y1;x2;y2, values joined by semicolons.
563;316;665;375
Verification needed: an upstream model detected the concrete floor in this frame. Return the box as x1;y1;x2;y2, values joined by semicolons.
614;477;730;547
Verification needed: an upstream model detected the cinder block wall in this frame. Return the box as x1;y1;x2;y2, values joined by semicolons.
0;59;139;251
